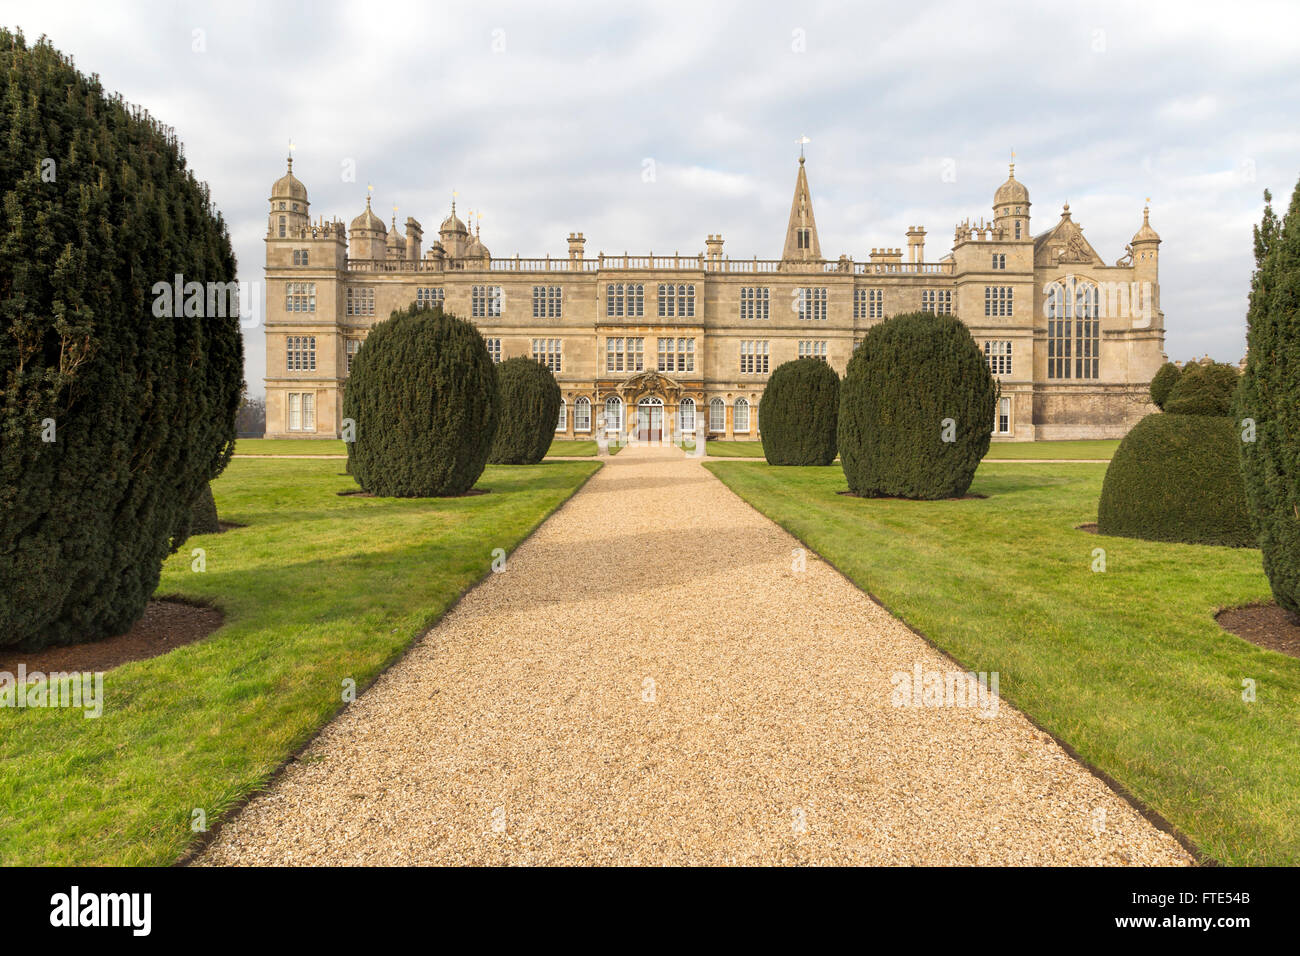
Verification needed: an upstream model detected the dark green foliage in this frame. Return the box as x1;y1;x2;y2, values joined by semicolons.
173;484;220;547
838;312;995;499
759;358;839;465
488;357;561;465
0;31;243;649
343;305;499;496
1149;362;1181;409
1236;184;1300;616
1098;414;1254;547
1163;361;1241;416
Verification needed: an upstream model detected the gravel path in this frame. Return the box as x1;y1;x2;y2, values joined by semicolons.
198;444;1192;866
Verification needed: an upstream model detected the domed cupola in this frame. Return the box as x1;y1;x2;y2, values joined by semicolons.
440;200;468;237
268;153;310;238
386;213;407;259
1132;202;1161;245
348;195;387;260
993;160;1031;240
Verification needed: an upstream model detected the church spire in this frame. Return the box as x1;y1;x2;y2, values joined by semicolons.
781;152;822;263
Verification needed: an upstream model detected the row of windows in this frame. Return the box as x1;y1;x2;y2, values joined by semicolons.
416;287;445;308
346;287;375;316
286;282;316;313
292;249;309;266
296;282;1048;323
740;340;770;374
576;396;754;433
985;286;1014;317
301;335;1054;382
286;335;315;371
533;338;562;372
984;340;1012;376
606;337;644;374
658;337;695;373
921;290;953;315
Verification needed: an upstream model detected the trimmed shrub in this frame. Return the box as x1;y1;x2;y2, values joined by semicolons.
488;357;561;465
1097;414;1254;547
343;305;499;496
1163;361;1240;416
1149;362;1181;409
759;358;839;465
0;32;243;649
1236;184;1300;617
839;312;996;499
173;484;221;547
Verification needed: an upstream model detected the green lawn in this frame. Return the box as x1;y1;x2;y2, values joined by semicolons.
705;460;1296;865
0;457;599;865
984;439;1119;460
235;438;345;456
547;439;598;457
703;440;765;457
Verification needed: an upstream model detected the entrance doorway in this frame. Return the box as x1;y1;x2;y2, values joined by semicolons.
637;396;664;442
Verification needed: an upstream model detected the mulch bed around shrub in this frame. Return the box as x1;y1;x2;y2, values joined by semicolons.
836;491;987;501
337;488;489;498
0;599;224;674
1216;602;1300;660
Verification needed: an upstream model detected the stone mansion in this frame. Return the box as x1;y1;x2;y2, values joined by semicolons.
263;154;1165;441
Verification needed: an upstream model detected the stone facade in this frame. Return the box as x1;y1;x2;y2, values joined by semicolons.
263;154;1166;441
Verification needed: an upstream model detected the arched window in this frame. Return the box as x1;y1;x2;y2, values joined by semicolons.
679;397;696;432
1046;278;1100;380
709;398;725;433
734;398;750;433
574;396;591;432
556;399;567;431
604;396;623;433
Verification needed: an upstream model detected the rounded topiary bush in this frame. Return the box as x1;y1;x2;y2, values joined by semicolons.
0;31;243;649
759;358;839;465
488;357;561;465
343;305;499;497
1237;184;1300;617
1149;362;1181;410
1097;414;1254;546
1163;361;1240;416
839;312;996;499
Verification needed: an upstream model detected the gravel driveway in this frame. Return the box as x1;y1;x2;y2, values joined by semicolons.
197;444;1193;865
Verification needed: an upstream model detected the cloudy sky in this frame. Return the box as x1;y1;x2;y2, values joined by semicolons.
8;0;1299;394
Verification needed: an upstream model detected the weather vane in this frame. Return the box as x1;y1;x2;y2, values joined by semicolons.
796;135;811;160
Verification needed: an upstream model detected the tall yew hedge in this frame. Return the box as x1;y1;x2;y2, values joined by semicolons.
488;357;561;465
0;31;243;649
839;312;996;499
759;357;839;465
1236;183;1300;618
343;305;499;496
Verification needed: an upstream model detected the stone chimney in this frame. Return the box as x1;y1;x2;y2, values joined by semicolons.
405;217;423;262
706;234;724;261
568;232;586;260
906;226;926;263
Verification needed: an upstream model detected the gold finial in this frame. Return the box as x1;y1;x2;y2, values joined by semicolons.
796;135;811;162
287;138;295;171
1009;148;1016;177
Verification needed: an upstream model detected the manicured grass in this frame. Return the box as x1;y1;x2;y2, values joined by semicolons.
0;457;600;865
984;439;1119;460
703;440;765;457
705;460;1297;865
547;439;598;457
235;438;346;456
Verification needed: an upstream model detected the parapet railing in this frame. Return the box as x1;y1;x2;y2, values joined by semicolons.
343;256;955;275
